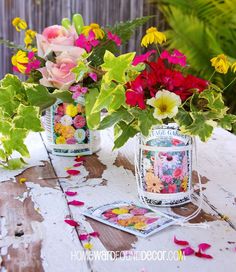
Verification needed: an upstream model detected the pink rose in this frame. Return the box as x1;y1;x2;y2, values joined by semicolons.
73;115;86;128
38;52;78;90
36;25;78;57
36;25;85;59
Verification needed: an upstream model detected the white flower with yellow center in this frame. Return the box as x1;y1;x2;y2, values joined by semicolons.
147;90;181;120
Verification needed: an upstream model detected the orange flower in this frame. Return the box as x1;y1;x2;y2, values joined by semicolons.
145;169;163;193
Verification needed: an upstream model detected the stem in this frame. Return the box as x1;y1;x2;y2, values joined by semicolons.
222;77;236;91
208;70;216;81
155;44;161;56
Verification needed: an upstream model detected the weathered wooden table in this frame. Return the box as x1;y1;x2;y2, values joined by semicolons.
0;128;236;272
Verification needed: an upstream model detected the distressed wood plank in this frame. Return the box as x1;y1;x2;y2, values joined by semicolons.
0;132;90;272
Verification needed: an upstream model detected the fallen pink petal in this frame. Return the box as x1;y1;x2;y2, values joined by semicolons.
195;250;213;259
65;191;78;196
68;200;84;206
73;163;83;167
64;219;79;227
198;243;211;252
181;247;195;256
74;157;86;163
79;234;89;241
67;169;81;176
89;231;100;237
174;236;189;246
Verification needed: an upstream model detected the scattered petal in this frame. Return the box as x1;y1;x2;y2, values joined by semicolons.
73;163;83;167
65;191;78;196
67;169;81;176
181;247;195;256
84;242;93;250
64;219;79;227
195;250;213;259
19;178;27;184
68;200;84;206
174;236;189;246
79;234;89;241
89;231;100;237
65;167;72;170
198;243;211;252
74;156;86;163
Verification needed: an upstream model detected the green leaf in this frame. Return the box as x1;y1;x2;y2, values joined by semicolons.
180;113;214;141
108;84;126;112
24;84;56;111
0;120;12;135
2;128;29;157
5;158;26;170
98;107;133;130
71;61;89;81
0;149;6;160
51;90;74;103
91;81;115;113
114;121;138;149
174;108;193;129
218;114;236;130
110;16;153;44
0;85;19;116
134;108;161;137
85;88;100;129
101;51;135;84
13;105;43;132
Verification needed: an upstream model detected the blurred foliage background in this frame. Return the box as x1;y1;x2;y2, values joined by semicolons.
152;0;236;132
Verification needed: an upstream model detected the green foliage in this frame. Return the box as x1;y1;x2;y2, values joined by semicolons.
90;16;153;67
113;121;138;150
0;74;65;169
85;88;101;129
156;0;236;119
174;84;236;141
110;16;154;45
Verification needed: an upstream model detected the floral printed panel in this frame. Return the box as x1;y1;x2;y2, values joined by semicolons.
141;126;192;195
52;101;89;145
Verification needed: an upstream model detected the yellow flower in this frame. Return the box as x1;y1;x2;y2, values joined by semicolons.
66;104;78;117
19;178;27;184
231;62;236;73
83;243;93;250
24;29;37;48
134;222;147;230
12;17;27;31
11;50;28;73
181;176;188;191
112;208;129;215
82;23;104;39
56;136;66;144
210;54;230;74
141;27;166;47
61;126;75;139
147;90;181;120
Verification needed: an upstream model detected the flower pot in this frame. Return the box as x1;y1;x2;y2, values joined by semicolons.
44;96;100;156
136;124;193;206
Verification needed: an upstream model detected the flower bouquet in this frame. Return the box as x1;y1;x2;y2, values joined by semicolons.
0;14;151;168
83;26;236;205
